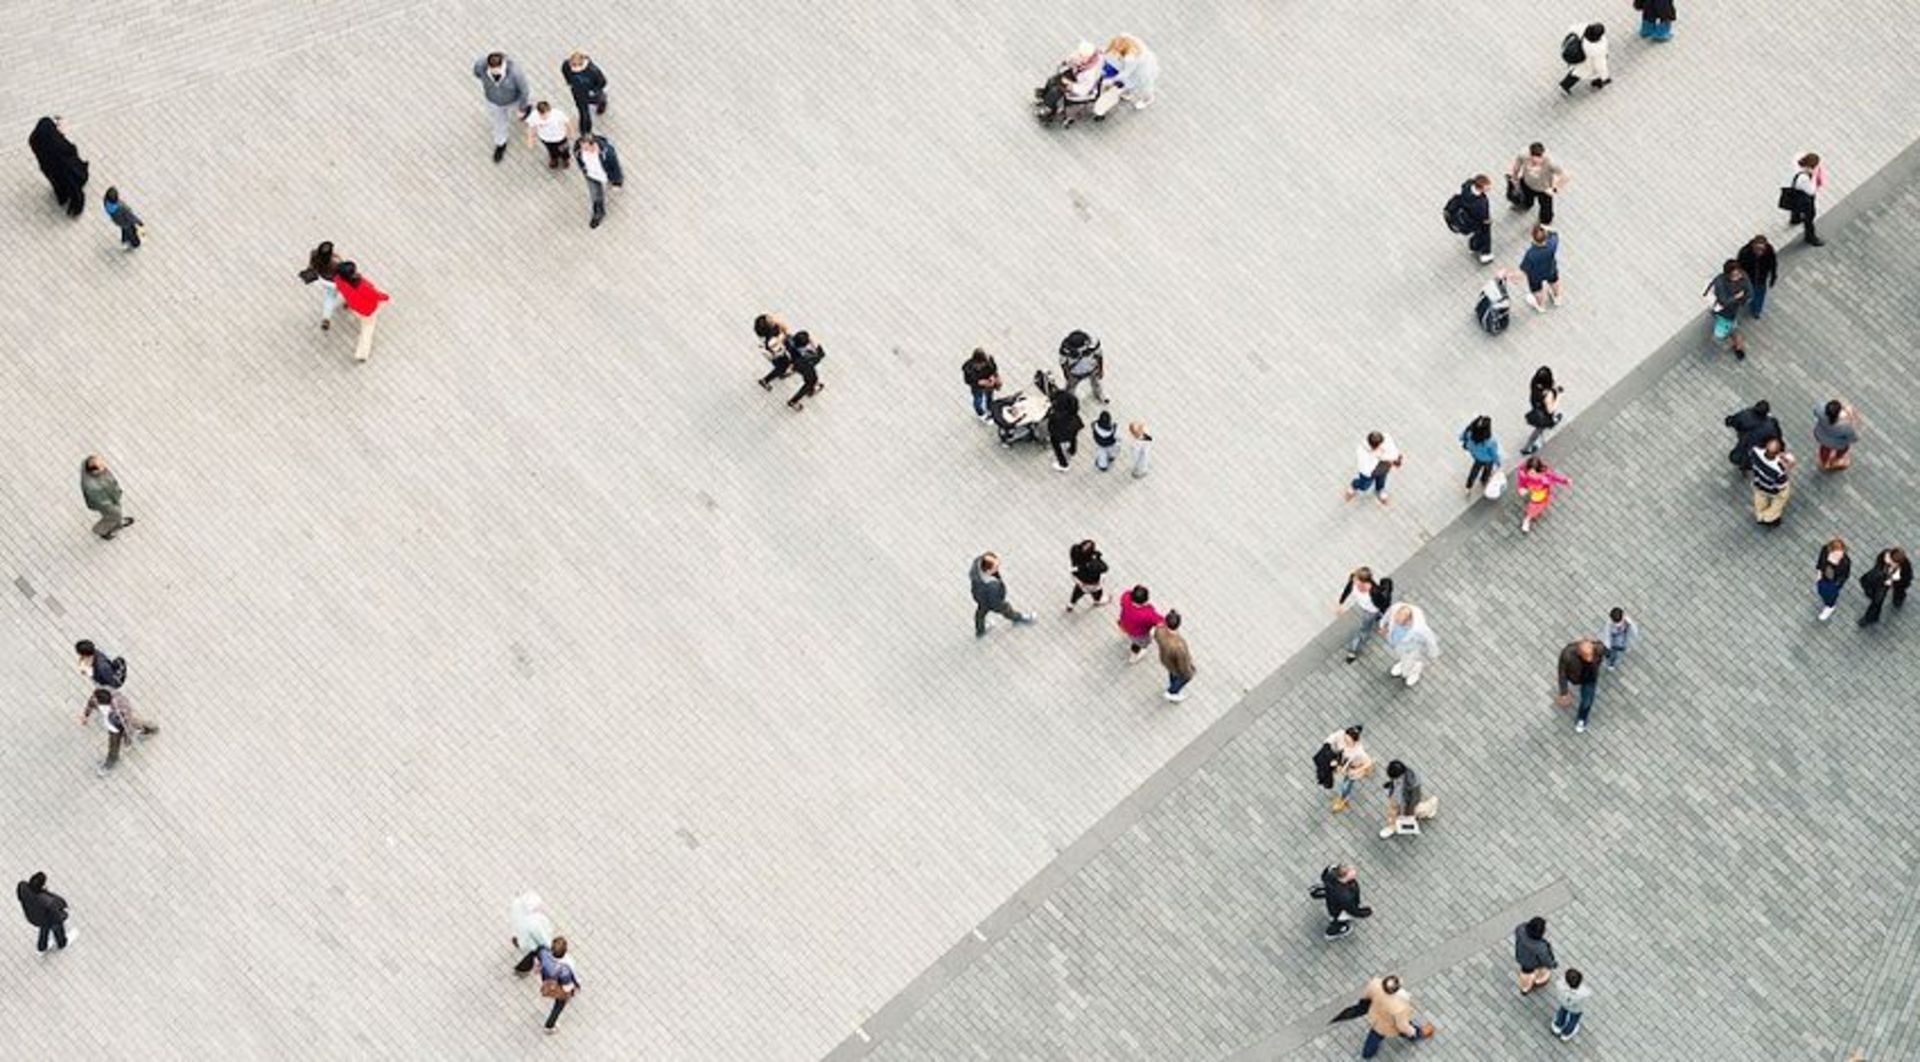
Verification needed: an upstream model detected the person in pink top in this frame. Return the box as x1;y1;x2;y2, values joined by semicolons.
333;260;391;363
1117;584;1164;665
1515;456;1571;534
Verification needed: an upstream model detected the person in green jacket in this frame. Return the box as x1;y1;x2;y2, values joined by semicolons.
80;455;134;539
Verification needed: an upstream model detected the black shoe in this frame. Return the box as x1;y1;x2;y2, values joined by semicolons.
493;144;506;163
1593;78;1611;88
1807;238;1827;247
595;101;607;115
1733;349;1746;361
589;212;604;230
1324;921;1354;940
1308;885;1328;900
1354;906;1373;919
1343;652;1358;664
757;378;772;391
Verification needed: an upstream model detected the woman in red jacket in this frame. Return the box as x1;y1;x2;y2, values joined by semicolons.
334;261;390;362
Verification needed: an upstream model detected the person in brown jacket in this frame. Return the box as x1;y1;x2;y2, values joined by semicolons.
1361;974;1436;1058
1154;611;1195;702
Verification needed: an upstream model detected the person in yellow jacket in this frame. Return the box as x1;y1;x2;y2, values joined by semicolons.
1361;974;1436;1058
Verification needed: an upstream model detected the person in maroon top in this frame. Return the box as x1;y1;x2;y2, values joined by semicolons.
333;261;390;362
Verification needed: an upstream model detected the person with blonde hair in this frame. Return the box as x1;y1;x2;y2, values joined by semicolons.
561;50;609;134
1095;34;1159;116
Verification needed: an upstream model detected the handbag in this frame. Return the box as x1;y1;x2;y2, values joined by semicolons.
1777;186;1810;215
1483;476;1506;500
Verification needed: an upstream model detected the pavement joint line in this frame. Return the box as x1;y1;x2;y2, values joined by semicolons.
821;132;1920;1062
1224;877;1577;1062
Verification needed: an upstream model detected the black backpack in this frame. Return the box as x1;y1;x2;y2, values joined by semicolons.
1443;192;1474;234
1561;32;1586;65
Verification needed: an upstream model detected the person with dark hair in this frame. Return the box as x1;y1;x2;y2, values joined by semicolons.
82;688;158;772
1815;539;1851;622
80;454;135;539
28;116;88;216
523;101;573;169
1459;174;1494;263
1520;367;1564;456
1154;610;1195;702
1813;399;1860;471
1737;235;1778;318
1786;152;1826;247
537;935;580;1034
15;872;70;952
333;261;390;363
101;187;143;250
1337;567;1393;663
1705;259;1752;360
1599;607;1638;670
1117;585;1163;664
301;242;343;329
1556;639;1605;733
1310;864;1372;940
1552;968;1592;1041
1344;431;1403;505
1380;760;1427;838
1636;0;1677;38
472;52;531;162
561;51;609;135
1044;382;1083;471
1322;725;1371;813
1749;436;1797;527
1514;916;1558;994
1516;455;1571;535
961;348;1000;420
1722;399;1780;471
1058;330;1107;405
970;552;1036;638
1858;547;1913;628
573;132;624;230
1558;23;1611;95
1360;974;1436;1057
1506;143;1568;224
781;330;826;411
1458;415;1502;496
1518;224;1562;313
1066;540;1108;611
74;640;126;689
753;313;792;389
1090;411;1120;471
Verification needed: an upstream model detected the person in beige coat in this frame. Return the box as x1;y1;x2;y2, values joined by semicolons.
1154;611;1195;702
1361;974;1436;1058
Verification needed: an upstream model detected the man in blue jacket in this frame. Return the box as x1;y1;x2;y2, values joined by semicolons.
573;134;624;229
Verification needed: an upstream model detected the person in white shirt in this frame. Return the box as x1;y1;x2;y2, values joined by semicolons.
1343;431;1404;505
524;102;573;169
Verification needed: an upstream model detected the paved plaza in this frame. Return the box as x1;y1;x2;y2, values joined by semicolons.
2;2;1918;1059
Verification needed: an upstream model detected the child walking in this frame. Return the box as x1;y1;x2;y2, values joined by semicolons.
102;187;143;250
1515;456;1570;534
1091;412;1120;470
1599;607;1637;669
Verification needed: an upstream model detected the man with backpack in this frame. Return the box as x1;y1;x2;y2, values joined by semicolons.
784;330;827;411
1309;863;1372;940
74;640;127;690
1445;176;1494;264
1058;330;1107;405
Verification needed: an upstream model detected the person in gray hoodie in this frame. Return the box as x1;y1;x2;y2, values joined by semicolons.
971;552;1036;638
473;52;532;162
1513;916;1558;994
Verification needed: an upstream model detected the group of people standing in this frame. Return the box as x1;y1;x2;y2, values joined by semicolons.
962;338;1153;475
473;50;623;228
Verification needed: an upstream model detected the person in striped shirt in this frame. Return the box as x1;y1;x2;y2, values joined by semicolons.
1749;436;1797;527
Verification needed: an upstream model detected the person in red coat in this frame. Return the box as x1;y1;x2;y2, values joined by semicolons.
333;261;390;362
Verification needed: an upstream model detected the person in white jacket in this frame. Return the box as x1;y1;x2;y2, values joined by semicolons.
1094;34;1159;117
1558;23;1611;96
1382;605;1440;687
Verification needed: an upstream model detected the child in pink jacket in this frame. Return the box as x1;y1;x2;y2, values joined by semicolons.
1117;584;1164;664
1515;456;1571;534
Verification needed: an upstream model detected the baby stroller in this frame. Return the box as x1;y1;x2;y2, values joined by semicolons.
990;388;1051;447
1033;45;1105;127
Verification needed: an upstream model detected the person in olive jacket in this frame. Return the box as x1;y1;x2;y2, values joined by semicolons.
16;872;71;952
1514;916;1558;994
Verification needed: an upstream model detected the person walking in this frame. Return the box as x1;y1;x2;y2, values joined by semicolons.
1737;235;1779;318
1599;607;1638;669
1337;567;1393;664
15;872;71;953
28;117;89;217
1096;34;1159;114
1815;539;1852;622
1520;367;1564;456
1459;415;1503;497
561;51;609;135
1858;547;1912;628
573;133;625;230
1636;0;1677;38
1155;611;1196;702
1057;330;1108;405
1310;864;1373;940
524;101;573;169
1558;23;1611;95
1360;975;1437;1058
1514;916;1559;995
74;640;128;689
1518;225;1563;313
1324;725;1372;813
1066;539;1109;611
1344;432;1404;505
1723;399;1780;471
1117;585;1164;664
1090;412;1120;471
333;262;390;363
1784;152;1826;247
754;312;792;389
1045;383;1084;471
536;937;581;1034
509;891;557;975
1516;456;1571;534
961;348;1000;421
1812;400;1860;471
1749;436;1797;528
1455;175;1494;264
970;553;1036;637
783;330;826;411
1552;968;1592;1041
301;241;344;330
80;454;135;540
82;688;158;772
1127;420;1153;478
1506;143;1568;224
1556;638;1605;733
101;187;143;250
1705;259;1753;360
1380;760;1430;837
473;52;532;162
1383;604;1439;687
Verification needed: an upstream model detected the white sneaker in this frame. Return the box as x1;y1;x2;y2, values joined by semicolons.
1378;826;1395;839
1053;463;1070;473
1163;690;1187;702
1127;649;1147;665
1389;662;1404;677
1817;606;1836;622
1575;720;1587;734
1405;671;1421;687
1477;254;1494;264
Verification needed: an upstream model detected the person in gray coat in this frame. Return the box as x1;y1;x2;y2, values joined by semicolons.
971;553;1036;638
1513;916;1558;994
473;52;532;162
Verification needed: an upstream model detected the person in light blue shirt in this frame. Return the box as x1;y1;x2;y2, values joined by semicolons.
1458;415;1502;496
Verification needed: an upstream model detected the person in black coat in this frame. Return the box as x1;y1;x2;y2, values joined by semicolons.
1722;400;1780;470
28;117;89;217
1736;235;1779;318
1044;379;1083;471
16;872;70;952
1310;864;1372;939
784;330;826;411
1635;0;1677;40
1858;547;1912;628
1461;175;1494;263
1815;538;1851;622
1067;539;1109;610
561;51;609;134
